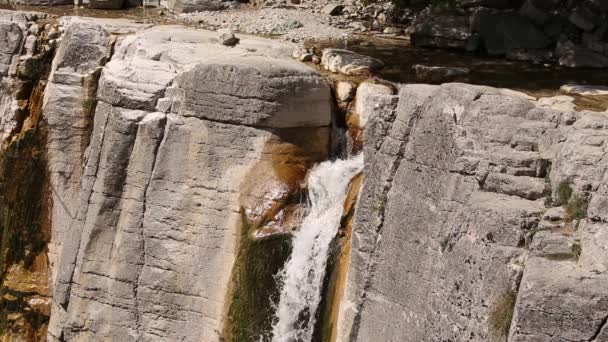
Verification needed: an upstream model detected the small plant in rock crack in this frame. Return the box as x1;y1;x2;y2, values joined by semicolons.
556;181;574;207
489;290;517;338
440;237;450;253
553;181;588;227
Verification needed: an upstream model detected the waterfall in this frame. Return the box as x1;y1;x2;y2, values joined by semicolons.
271;154;364;342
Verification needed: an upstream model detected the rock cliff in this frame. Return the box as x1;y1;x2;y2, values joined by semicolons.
1;7;608;342
337;82;608;342
0;11;332;341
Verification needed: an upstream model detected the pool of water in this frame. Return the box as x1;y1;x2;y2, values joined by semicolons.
329;36;608;99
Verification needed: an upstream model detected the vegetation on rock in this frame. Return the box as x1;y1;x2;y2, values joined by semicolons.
225;209;292;342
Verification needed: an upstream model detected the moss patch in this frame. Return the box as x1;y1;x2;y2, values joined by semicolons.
225;209;292;342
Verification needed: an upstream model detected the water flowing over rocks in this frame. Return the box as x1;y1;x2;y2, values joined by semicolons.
1;5;608;342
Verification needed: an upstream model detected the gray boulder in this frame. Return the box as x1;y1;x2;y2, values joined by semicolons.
410;12;472;50
321;48;384;75
167;0;228;13
472;12;551;55
557;40;608;68
321;3;344;16
218;30;239;46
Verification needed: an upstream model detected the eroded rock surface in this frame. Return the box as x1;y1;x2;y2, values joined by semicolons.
0;14;334;342
337;83;608;342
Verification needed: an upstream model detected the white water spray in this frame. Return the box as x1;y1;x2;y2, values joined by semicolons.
271;154;363;342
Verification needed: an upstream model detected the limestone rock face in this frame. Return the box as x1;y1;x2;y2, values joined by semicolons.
338;83;608;342
44;18;114;291
39;20;331;342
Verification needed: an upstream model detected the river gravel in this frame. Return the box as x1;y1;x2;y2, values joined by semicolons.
178;7;359;42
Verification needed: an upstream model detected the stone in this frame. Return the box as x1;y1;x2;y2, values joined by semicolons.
510;258;608;341
472;12;551;55
271;18;304;34
569;6;598;32
299;53;313;62
87;0;125;9
529;231;578;258
557;41;608;68
218;30;239;46
382;26;401;35
336;81;355;102
321;3;343;16
410;12;471;50
352;82;394;129
166;0;227;13
536;95;576;112
482;172;546;200
561;84;608;96
412;64;471;83
519;0;551;25
321;48;384;75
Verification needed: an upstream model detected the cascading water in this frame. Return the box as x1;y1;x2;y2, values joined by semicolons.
271;154;364;342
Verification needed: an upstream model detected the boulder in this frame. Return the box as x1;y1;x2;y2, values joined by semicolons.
321;3;343;16
410;12;472;50
336;81;355;102
472;12;551;55
557;40;608;68
321;49;384;76
352;82;394;129
536;95;576;112
519;0;551;25
271;19;303;35
568;5;599;32
218;30;239;46
166;0;227;13
412;64;471;83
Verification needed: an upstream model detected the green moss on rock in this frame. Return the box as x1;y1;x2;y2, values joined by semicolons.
226;209;292;342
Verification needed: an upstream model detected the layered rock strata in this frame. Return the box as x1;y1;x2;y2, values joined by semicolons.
337;83;608;342
1;11;332;342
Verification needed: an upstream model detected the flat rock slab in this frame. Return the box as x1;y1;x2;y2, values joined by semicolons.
561;84;608;96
